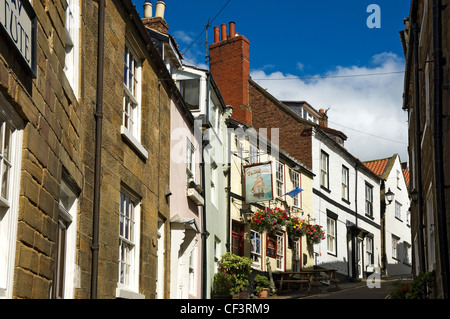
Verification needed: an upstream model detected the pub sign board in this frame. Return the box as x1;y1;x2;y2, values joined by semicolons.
244;162;274;204
0;0;37;77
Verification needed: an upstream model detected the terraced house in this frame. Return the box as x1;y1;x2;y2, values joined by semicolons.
0;0;181;299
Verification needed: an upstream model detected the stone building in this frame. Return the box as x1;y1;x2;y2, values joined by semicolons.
401;0;450;298
0;0;177;299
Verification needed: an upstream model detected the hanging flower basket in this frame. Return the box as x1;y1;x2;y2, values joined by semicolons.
306;224;326;244
286;216;308;238
250;207;289;234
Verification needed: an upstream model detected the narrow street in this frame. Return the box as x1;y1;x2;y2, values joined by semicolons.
269;277;407;300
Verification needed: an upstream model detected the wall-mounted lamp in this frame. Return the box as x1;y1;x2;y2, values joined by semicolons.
385;188;394;205
240;209;253;223
410;188;418;203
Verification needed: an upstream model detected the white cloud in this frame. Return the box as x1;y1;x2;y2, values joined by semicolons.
250;52;408;163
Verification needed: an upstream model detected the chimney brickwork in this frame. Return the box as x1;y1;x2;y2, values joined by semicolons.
209;23;252;126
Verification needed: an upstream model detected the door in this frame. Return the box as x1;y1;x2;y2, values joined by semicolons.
357;238;363;278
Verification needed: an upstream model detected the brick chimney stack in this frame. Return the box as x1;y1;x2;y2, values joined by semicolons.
209;22;252;126
142;1;169;34
319;109;328;127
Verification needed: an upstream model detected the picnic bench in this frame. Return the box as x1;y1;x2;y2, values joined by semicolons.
275;269;340;293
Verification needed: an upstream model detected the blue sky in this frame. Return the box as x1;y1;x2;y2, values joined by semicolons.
132;0;411;162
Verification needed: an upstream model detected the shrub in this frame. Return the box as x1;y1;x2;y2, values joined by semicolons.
218;252;253;295
389;271;435;299
212;272;233;297
253;274;271;293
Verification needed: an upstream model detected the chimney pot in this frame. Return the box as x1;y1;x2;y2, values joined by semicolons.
214;26;220;43
155;0;165;19
143;1;153;19
221;24;227;41
229;22;235;38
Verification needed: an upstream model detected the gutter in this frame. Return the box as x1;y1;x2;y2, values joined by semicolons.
432;0;449;298
412;21;426;275
91;0;105;299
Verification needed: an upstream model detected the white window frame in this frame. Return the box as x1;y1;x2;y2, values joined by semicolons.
365;183;373;217
249;144;258;164
210;162;217;207
320;151;329;189
53;180;79;299
117;189;143;299
155;218;165;299
186;138;195;184
292;238;301;272
366;237;373;265
276;161;284;197
250;230;262;268
121;42;148;159
342;166;349;201
64;0;80;98
327;216;336;255
0;93;23;299
395;201;402;220
291;169;300;207
276;232;285;271
392;235;400;260
214;237;221;274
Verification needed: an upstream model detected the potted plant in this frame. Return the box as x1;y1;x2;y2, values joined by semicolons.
286;216;308;238
212;272;233;299
254;274;271;298
217;252;253;298
306;224;326;244
250;207;289;234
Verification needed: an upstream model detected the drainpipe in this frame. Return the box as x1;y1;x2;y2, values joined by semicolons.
412;22;426;275
91;0;105;299
201;138;209;299
432;0;449;299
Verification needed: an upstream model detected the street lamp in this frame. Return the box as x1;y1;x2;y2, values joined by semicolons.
385;188;394;205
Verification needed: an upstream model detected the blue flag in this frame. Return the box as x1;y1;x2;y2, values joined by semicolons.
284;187;303;198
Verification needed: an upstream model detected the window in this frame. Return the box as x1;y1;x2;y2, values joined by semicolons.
53;180;78;299
291;169;300;207
366;237;373;265
396;170;401;189
365;183;373;217
0;96;23;299
327;217;336;255
210;162;217;206
178;79;200;110
214;237;221;274
123;44;141;141
188;248;196;295
406;210;411;226
118;190;141;296
395;201;402;220
276;233;284;270
0;123;12;204
186;139;195;184
292;239;301;272
64;0;79;97
156;218;165;299
392;235;400;260
249;144;258;164
276;161;284;197
342;166;349;201
403;242;412;265
320;151;329;189
250;230;261;267
426;189;436;270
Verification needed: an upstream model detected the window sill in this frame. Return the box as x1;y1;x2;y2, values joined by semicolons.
365;214;374;220
342;198;350;205
395;216;403;222
121;126;149;160
116;287;145;299
320;185;331;193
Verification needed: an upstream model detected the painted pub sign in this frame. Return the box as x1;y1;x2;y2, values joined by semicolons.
244;162;273;204
1;0;37;76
